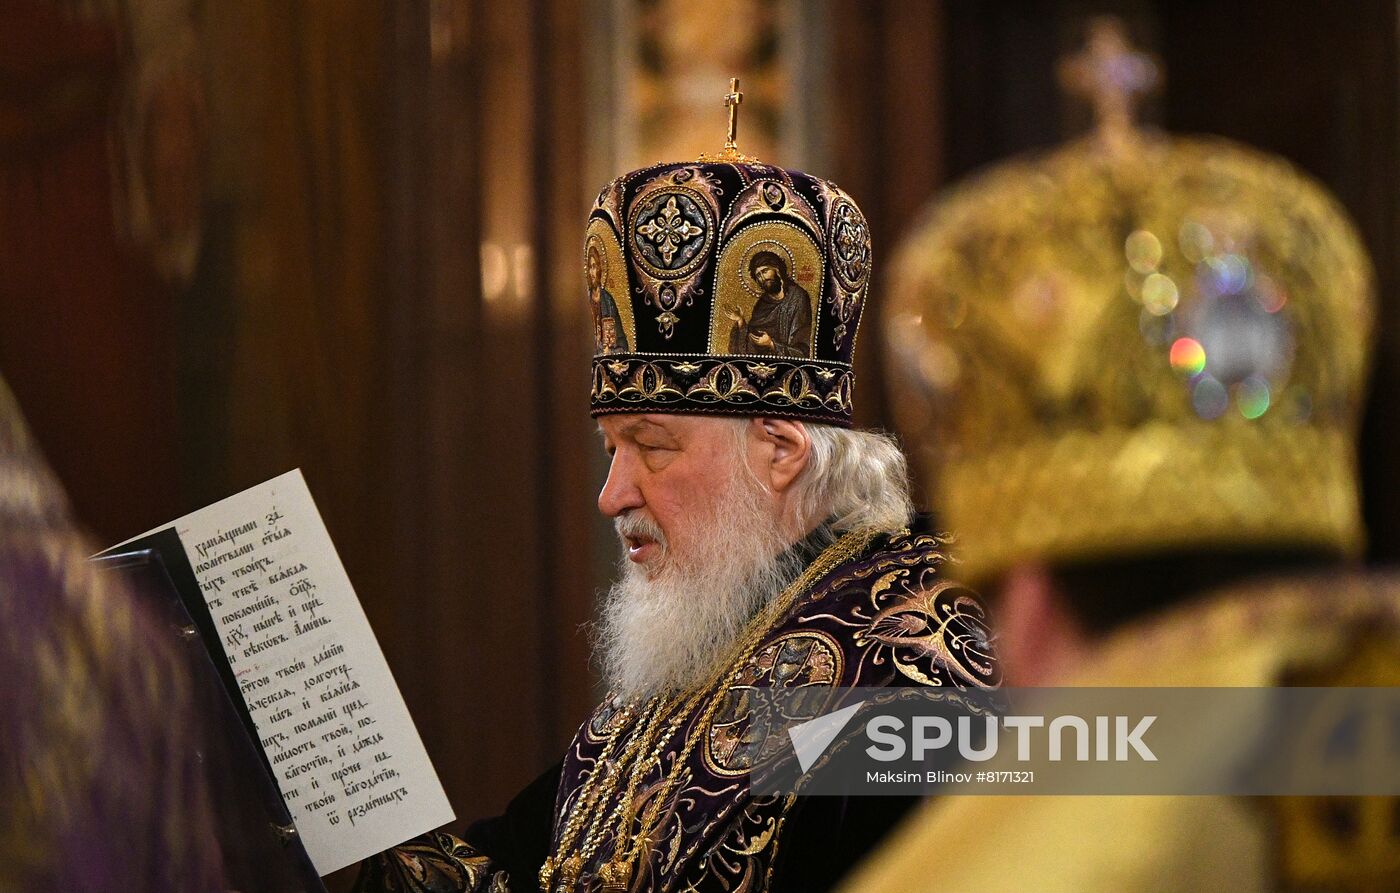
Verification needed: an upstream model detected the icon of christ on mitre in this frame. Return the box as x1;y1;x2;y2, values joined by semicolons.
354;82;1001;893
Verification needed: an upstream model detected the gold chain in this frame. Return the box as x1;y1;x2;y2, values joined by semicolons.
541;528;878;892
539;699;658;888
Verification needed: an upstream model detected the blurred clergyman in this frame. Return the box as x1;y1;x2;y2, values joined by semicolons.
355;104;1000;893
844;20;1400;892
0;374;226;892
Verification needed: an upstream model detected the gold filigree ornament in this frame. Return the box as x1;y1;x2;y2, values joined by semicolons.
592;357;853;416
884;18;1376;585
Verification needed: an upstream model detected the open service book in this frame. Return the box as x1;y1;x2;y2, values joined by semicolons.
100;469;454;877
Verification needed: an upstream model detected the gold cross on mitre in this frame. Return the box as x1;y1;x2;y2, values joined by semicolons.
700;77;760;164
725;78;743;149
1058;16;1160;150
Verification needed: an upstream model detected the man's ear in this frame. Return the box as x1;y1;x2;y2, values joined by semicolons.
752;417;811;493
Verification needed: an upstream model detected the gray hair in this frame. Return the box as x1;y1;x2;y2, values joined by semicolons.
729;419;915;535
801;423;914;533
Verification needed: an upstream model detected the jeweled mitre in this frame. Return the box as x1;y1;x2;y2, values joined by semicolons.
586;159;872;427
886;135;1376;583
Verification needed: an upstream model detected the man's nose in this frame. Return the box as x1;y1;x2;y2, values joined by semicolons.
598;451;644;518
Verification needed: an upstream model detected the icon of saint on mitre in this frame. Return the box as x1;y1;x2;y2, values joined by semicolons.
586;239;629;354
724;249;813;357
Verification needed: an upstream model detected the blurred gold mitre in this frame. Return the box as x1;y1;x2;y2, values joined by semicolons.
885;133;1375;586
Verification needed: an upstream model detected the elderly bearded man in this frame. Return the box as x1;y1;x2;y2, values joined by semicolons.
356;140;1001;893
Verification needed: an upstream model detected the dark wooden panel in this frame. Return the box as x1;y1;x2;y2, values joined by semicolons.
829;0;947;435
0;1;182;541
374;0;598;823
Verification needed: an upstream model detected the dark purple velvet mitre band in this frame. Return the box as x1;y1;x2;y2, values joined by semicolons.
585;160;873;427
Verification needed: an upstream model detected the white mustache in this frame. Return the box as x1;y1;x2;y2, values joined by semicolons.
614;512;666;547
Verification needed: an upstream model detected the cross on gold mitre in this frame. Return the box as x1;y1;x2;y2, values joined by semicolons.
1059;17;1159;138
724;78;743;149
699;77;760;163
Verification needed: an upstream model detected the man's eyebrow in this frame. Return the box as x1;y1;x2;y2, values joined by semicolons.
620;418;670;438
595;418;677;445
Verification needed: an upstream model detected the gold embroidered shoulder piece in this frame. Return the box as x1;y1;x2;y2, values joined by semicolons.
353;832;508;893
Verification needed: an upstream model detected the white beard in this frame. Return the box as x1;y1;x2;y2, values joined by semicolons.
595;462;812;701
